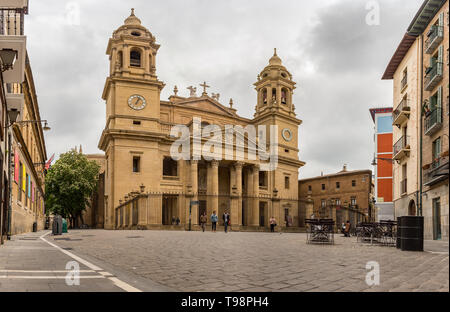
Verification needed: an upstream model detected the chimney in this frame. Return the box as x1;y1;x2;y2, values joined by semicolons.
343;164;347;172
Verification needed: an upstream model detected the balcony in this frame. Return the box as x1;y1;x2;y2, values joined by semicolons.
0;7;27;83
423;155;449;186
400;179;407;195
425;25;444;54
393;135;410;160
424;62;443;91
392;98;410;127
424;108;442;136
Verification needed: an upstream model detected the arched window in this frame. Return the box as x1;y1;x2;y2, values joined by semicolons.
130;49;141;67
262;89;267;105
272;88;277;102
281;88;288;105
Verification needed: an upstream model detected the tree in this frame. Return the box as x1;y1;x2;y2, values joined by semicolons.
45;150;100;228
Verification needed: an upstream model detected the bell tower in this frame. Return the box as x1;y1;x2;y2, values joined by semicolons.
254;49;296;118
102;8;165;127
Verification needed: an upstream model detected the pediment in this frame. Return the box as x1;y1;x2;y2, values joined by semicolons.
177;97;235;117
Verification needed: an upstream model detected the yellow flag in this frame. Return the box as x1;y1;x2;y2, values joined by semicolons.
22;164;26;190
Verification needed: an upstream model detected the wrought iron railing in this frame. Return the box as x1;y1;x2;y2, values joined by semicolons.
423;155;449;185
0;8;25;36
393;98;409;121
425;25;444;52
394;135;409;156
425;62;443;90
424;108;442;134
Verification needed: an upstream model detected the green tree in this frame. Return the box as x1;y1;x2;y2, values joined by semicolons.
45;150;100;228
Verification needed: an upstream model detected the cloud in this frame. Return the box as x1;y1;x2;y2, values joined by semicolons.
24;0;423;178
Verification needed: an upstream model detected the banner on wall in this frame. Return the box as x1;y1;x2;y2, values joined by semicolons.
28;175;31;198
14;148;19;183
22;164;26;191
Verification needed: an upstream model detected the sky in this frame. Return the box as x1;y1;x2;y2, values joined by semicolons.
24;0;424;179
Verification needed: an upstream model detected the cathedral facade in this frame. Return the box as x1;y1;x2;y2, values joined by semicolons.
98;10;305;231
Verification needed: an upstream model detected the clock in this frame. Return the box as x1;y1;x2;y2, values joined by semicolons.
282;128;293;142
128;95;147;110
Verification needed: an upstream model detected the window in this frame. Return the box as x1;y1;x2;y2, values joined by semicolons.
336;199;341;206
352;180;356;187
401;68;407;89
432;138;441;164
351;197;356;206
321;200;326;208
163;157;178;177
133;156;140;173
130;50;141;67
321;184;325;191
133;120;141;125
308;185;312;192
281;88;287;105
262;89;267;105
336;182;340;189
259;171;268;188
284;176;290;189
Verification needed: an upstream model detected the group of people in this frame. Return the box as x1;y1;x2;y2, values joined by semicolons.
199;211;280;233
171;216;181;226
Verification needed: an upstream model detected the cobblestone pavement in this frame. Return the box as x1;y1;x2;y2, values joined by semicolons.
0;231;168;292
40;230;449;292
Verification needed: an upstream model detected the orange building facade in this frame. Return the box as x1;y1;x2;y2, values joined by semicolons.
370;108;394;221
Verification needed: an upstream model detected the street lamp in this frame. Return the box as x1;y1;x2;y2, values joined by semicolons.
0;49;18;72
371;157;400;166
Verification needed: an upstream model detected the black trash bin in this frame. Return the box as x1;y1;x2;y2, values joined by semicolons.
33;222;37;233
52;216;63;235
400;216;423;252
396;217;402;249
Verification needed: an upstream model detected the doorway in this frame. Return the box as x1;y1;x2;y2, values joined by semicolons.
162;196;178;225
433;198;442;240
198;200;207;224
408;200;416;216
259;202;267;227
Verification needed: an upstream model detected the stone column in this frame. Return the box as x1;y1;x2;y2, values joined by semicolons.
332;206;337;232
276;85;282;106
123;44;130;70
252;165;260;226
190;160;198;226
211;160;219;218
231;162;243;227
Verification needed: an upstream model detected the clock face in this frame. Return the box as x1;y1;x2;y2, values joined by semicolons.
128;95;147;110
282;128;293;142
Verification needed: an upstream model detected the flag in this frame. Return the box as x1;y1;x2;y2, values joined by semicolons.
45;154;55;170
14;148;19;183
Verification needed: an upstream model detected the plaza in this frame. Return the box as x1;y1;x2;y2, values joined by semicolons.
0;229;448;292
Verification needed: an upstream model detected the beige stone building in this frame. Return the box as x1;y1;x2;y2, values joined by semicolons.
0;0;47;238
97;10;305;231
383;0;449;240
298;166;375;230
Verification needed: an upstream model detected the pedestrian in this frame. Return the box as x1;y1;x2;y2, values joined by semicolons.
223;212;230;233
171;216;176;225
270;216;277;232
176;217;180;226
345;220;351;237
341;223;346;235
211;211;218;232
200;213;207;232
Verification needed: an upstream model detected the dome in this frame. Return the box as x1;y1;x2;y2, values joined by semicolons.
268;48;282;66
124;8;141;26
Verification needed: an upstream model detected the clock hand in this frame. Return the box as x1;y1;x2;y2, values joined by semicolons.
134;98;141;106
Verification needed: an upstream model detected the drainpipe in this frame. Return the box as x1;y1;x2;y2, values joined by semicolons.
418;34;424;217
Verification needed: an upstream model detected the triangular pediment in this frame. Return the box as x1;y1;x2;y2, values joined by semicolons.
176;97;235;117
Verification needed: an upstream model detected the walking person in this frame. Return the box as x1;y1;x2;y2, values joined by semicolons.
345;220;351;237
270;216;277;233
200;212;207;232
211;211;218;232
223;212;230;233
